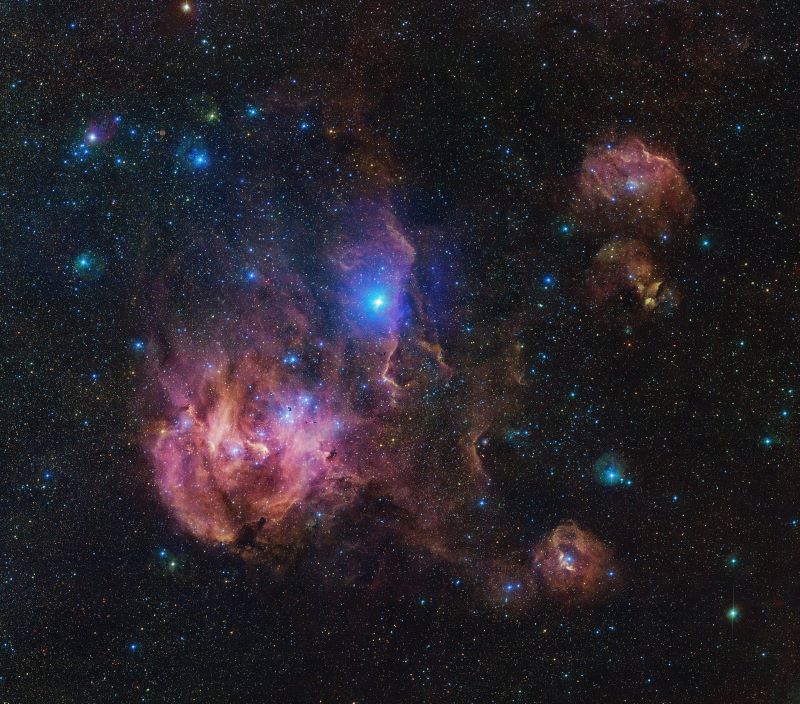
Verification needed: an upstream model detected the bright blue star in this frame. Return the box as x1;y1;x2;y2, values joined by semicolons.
73;251;104;280
188;149;209;169
595;452;629;487
362;288;392;319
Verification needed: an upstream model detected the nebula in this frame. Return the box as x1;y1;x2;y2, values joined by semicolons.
144;200;453;568
533;521;615;603
142;191;623;608
586;238;679;318
141;97;625;607
574;137;695;239
148;350;362;554
83;114;120;145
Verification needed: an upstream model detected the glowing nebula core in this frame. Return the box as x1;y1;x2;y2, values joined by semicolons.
533;521;614;603
148;351;361;553
575;137;695;238
144;203;447;566
586;238;678;316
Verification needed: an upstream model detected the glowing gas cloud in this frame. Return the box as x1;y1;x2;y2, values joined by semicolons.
586;238;679;318
533;521;615;603
566;136;695;324
145;203;448;565
574;136;695;239
149;351;359;553
143;105;627;609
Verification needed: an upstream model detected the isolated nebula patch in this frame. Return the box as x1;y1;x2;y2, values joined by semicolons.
574;137;695;239
533;521;615;603
586;238;679;318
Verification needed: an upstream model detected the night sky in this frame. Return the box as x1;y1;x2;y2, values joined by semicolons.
3;1;799;702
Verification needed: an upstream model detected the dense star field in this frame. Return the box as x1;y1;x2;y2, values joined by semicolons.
2;1;799;702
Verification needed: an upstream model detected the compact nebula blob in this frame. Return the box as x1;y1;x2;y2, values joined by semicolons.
533;521;615;603
83;114;120;146
569;137;694;325
594;451;631;487
586;238;679;317
574;137;695;239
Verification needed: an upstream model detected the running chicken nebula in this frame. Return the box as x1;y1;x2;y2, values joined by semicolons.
574;136;696;239
9;2;796;700
143;190;620;605
140;84;629;604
